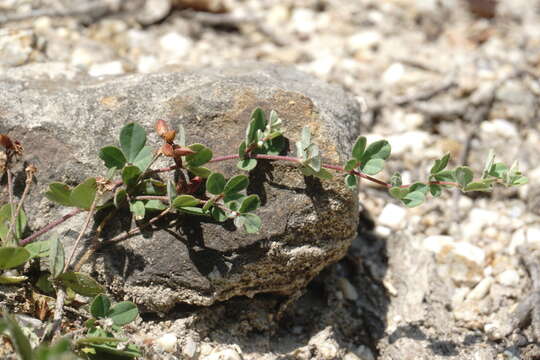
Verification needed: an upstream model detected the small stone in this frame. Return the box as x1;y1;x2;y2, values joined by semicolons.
308;327;339;360
497;269;520;287
382;63;405;84
347;31;381;52
0;29;34;67
159;32;193;58
155;333;177;353
388;131;431;156
182;337;198;358
136;0;171;25
201;347;243;360
337;277;358;301
466;277;493;300
377;203;407;229
480;118;518;138
353;345;375;360
88;61;125;77
137;55;160;73
291;8;317;35
424;235;485;285
344;353;362;360
509;227;540;254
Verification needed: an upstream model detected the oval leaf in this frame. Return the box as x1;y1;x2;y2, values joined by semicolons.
206;173;226;195
108;301;138;326
70;178;97;210
176;206;205;215
57;272;104;297
360;158;385;175
99;146;126;169
352;136;367;162
402;190;425;208
91;294;111;319
361;140;391;162
129;201;145;221
120;123;147;163
186;144;213;167
345;174;357;190
239;194;261;213
173;195;200;209
133;145;153;172
224;175;249;195
188;166;212;178
122;166;141;188
49;236;65;278
237;158;257;171
0;204;27;241
45;183;72;207
430;153;450;174
241;213;261;233
0;247;31;270
454;166;474;188
24;239;51;259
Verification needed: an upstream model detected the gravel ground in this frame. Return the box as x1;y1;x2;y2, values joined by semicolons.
2;0;540;359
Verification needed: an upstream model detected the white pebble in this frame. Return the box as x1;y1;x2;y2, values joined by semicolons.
337;277;358;301
466;277;493;301
347;31;381;52
480;119;518;138
201;348;243;360
382;63;405;84
182;338;198;358
155;333;177;353
377;203;407;229
388;131;430;156
497;269;520;287
88;61;124;77
354;345;375;360
159;32;193;57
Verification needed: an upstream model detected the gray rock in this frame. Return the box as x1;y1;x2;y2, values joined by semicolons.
0;63;361;312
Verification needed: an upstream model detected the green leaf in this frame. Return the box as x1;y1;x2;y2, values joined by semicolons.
120;123;147;163
224;175;249;195
344;159;358;172
176;206;205;216
227;201;240;212
512;176;528;186
132;145;153;172
463;181;493;192
481;150;495;179
361;140;391;162
0;274;27;284
57;272;104;297
352;136;367;162
239;195;260;213
188;166;212;178
409;182;429;194
454;166;474;188
360;158;385;175
99;146;126;169
49;236;65;278
237;158;257;171
301;126;311;149
36;273;55;295
206;173;226;195
70;178;97;210
389;187;409;199
145;199;167;211
25;238;50;259
240;213;261;233
0;247;31;270
122;166;142;188
0;204;27;242
77;336;126;346
186;144;213;167
246;108;266;145
166;180;177;208
264;136;285;155
2;312;33;360
173;195;200;208
238;141;247;160
202;198;215;212
402;191;426;208
129;201;145;221
429;184;442;197
210;207;227;222
114;189;127;208
433;170;456;183
44;182;73;207
345;174;357;190
313;168;333;180
108;301;138;326
90;294;111;319
390;172;402;187
489;162;508;179
430;153;451;174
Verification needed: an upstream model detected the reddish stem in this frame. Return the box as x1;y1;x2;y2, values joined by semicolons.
20;208;82;245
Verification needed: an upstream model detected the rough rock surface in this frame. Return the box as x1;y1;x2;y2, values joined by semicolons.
0;63;361;312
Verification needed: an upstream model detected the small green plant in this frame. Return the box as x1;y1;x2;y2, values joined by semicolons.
0;108;528;359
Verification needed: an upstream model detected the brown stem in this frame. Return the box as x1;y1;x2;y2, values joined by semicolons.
107;208;171;244
20;209;82;245
64;196;99;272
6;167;35;245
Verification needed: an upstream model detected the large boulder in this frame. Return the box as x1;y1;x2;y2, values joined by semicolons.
0;63;362;312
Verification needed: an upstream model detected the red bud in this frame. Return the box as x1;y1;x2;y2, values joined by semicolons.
160;143;175;157
173;146;196;157
155;119;170;137
163;130;176;143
